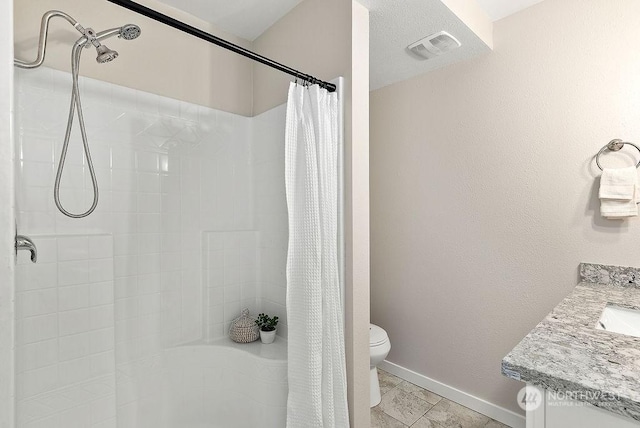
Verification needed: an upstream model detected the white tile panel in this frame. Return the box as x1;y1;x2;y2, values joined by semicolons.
15;66;291;425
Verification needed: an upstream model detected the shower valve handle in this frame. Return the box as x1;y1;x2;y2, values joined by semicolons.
16;235;37;263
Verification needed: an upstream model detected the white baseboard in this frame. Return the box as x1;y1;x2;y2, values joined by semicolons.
379;360;525;428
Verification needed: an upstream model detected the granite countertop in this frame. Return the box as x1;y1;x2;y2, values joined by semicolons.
502;263;640;421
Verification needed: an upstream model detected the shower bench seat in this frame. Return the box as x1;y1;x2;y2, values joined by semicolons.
163;337;288;428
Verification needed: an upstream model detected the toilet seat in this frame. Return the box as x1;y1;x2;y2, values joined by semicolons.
370;324;389;347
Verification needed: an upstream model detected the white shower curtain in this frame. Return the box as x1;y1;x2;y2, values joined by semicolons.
285;82;349;428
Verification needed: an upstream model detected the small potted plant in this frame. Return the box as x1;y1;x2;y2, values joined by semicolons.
255;313;279;344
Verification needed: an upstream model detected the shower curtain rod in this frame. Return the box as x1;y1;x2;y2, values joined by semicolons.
106;0;337;92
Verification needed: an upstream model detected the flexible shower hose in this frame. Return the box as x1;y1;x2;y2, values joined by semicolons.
54;39;99;218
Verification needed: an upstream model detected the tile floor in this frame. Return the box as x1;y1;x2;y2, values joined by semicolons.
372;370;510;428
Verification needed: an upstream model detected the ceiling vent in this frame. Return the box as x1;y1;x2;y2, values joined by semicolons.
407;31;461;60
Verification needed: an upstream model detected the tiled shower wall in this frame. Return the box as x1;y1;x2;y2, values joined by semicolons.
253;105;288;338
15;65;254;345
14;67;288;426
15;234;116;428
202;231;258;340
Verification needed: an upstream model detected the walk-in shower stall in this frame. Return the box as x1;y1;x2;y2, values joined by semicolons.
12;4;345;427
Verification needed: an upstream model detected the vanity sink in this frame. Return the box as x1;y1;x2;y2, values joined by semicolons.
503;264;640;426
596;304;640;338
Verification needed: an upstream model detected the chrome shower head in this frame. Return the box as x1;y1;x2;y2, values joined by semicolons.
73;23;140;63
119;24;141;40
95;45;118;63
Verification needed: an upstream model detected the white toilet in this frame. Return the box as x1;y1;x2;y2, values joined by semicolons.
369;323;391;407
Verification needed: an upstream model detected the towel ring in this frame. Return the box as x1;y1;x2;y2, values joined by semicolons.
596;139;640;171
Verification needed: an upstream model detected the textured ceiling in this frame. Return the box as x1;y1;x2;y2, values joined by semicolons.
364;0;491;90
156;0;304;41
155;0;544;90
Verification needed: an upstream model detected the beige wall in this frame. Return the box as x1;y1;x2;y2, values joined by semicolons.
253;1;371;425
346;3;370;426
370;0;640;415
0;0;14;426
14;0;253;116
251;0;353;115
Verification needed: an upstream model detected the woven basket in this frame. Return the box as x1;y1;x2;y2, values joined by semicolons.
229;308;259;343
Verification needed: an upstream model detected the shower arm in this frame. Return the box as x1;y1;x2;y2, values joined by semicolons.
14;10;107;69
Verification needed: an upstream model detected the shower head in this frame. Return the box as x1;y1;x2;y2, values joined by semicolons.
119;24;141;40
95;45;118;63
71;22;140;63
93;24;139;63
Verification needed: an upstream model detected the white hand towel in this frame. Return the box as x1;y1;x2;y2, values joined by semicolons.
599;166;639;218
599;166;638;200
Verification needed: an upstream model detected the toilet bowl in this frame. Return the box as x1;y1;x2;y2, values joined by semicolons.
369;323;391;407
